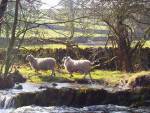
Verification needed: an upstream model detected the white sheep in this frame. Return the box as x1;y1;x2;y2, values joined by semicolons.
26;54;56;76
63;56;92;79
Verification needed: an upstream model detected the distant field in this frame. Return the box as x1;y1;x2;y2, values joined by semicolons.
21;44;102;50
24;28;108;39
20;40;150;50
0;18;109;39
36;18;109;30
0;40;149;49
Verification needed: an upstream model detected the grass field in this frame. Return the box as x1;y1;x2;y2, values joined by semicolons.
0;40;149;50
144;41;150;48
21;43;103;50
21;40;150;50
1;18;109;39
18;65;150;86
36;18;109;30
24;28;108;39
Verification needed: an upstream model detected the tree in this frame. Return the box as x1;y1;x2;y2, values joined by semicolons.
0;0;8;24
0;0;44;75
4;0;20;75
0;0;9;36
90;0;150;72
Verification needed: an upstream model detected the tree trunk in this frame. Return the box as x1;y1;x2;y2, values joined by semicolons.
4;0;20;76
117;22;134;72
0;0;8;24
117;37;133;72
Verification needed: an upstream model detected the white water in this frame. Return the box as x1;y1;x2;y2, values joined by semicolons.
0;95;15;109
0;105;150;113
0;83;44;110
0;83;149;113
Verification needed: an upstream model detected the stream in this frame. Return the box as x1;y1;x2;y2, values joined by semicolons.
0;82;149;113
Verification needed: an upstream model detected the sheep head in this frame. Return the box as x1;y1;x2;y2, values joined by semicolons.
26;54;34;62
62;56;71;63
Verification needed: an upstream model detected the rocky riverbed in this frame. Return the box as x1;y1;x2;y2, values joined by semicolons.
0;82;150;113
1;105;150;113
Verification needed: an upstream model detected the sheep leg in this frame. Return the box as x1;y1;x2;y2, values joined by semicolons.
35;70;40;74
50;69;55;77
83;74;87;79
89;73;92;80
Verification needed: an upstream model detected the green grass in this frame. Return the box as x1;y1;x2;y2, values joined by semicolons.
22;44;66;49
144;41;150;48
18;66;124;84
36;18;109;30
18;65;150;86
21;44;104;50
24;28;108;39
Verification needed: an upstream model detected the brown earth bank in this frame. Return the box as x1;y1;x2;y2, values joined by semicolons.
13;86;150;108
0;76;14;89
0;47;149;70
0;70;26;89
127;74;150;88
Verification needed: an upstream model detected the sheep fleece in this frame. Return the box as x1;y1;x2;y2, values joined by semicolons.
64;59;91;74
31;58;56;71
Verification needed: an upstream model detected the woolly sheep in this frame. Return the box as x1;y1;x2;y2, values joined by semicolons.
63;56;92;79
26;54;56;76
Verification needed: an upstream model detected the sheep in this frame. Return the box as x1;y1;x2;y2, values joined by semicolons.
26;54;56;77
63;56;92;79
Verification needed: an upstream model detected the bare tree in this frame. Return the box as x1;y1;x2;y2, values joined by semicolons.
0;0;8;24
90;0;150;72
0;0;43;75
4;0;20;76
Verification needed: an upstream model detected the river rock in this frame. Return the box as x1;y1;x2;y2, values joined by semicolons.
127;75;150;88
14;84;23;90
12;86;150;108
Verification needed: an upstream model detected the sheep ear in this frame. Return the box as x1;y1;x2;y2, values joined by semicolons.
30;54;34;57
67;56;70;59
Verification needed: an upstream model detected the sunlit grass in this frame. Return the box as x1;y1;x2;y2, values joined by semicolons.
22;44;66;50
21;43;106;50
18;65;150;86
143;40;150;48
36;18;109;30
18;65;124;84
24;28;108;39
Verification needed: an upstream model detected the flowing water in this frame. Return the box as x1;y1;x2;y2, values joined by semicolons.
1;105;150;113
0;82;149;113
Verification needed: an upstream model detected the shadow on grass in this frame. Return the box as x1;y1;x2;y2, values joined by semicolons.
25;71;107;85
37;75;75;83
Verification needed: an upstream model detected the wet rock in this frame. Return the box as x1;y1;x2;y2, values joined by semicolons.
0;83;150;110
12;86;150;108
74;79;90;84
128;75;150;88
39;85;48;89
14;84;23;90
52;83;58;87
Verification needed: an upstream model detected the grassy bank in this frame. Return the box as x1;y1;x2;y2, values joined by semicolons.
18;65;150;86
